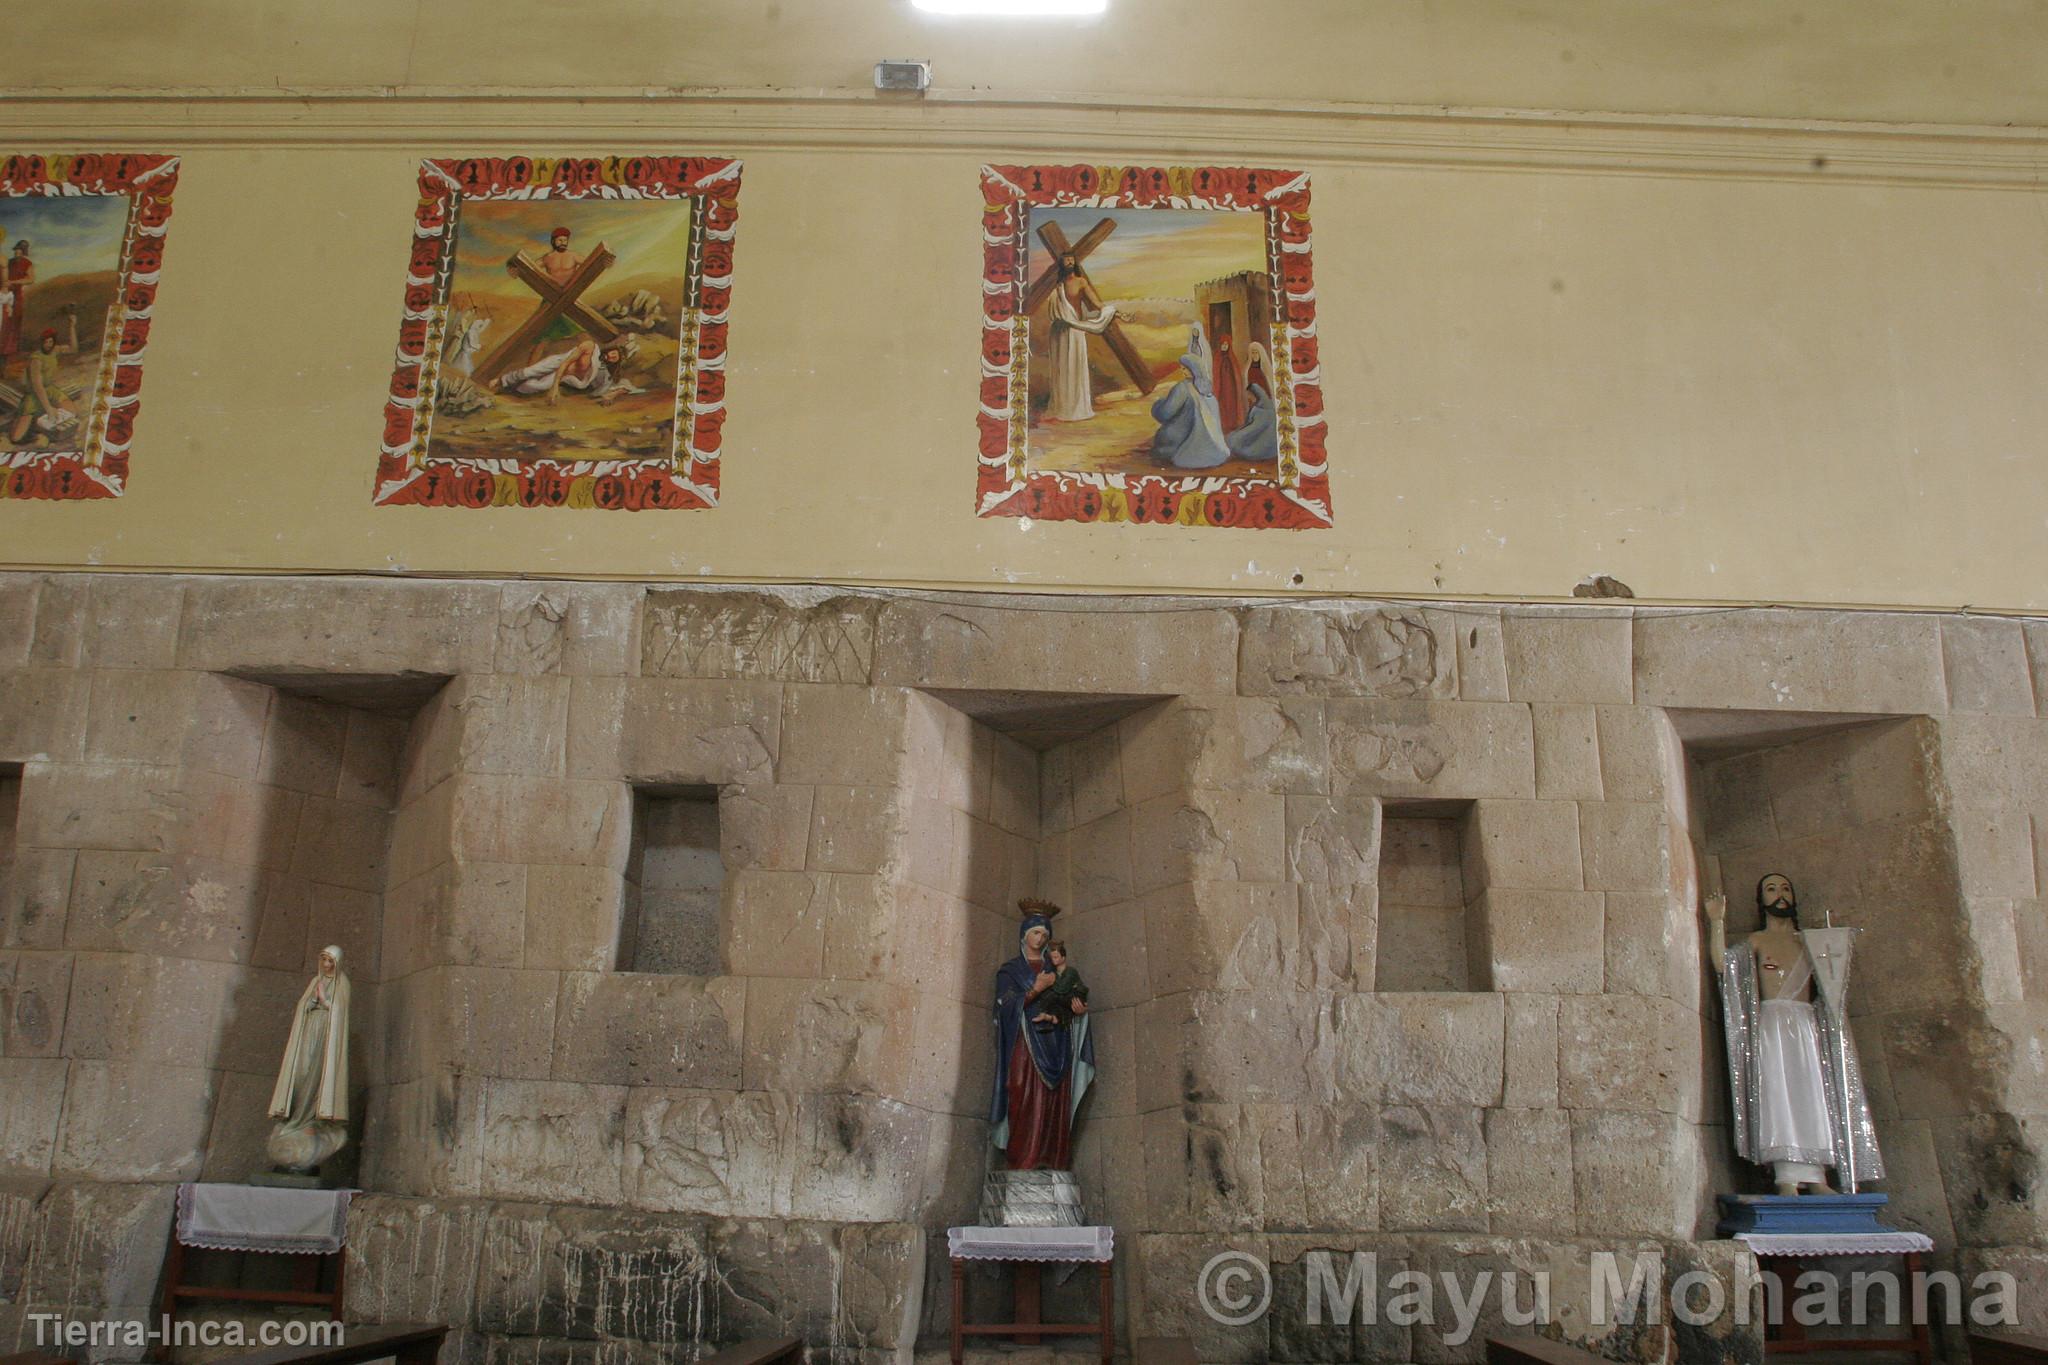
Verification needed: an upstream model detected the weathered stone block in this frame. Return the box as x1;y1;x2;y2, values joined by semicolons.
1132;1231;1276;1362
0;1057;65;1173
1603;890;1690;1004
27;578;87;668
1301;879;1369;990
438;966;560;1079
1239;605;1457;699
1068;807;1134;911
451;775;631;869
0;950;71;1058
1533;703;1603;800
254;691;348;796
717;781;814;875
1634;608;1946;714
1594;705;1678;804
1285;794;1379;885
0;577;35;669
344;1194;491;1329
449;675;573;778
340;709;407;808
81;669;200;767
552;972;744;1089
1557;994;1698;1115
179;578;498;675
806;784;904;876
988;733;1038;839
498;582;643;677
1348;992;1503;1107
55;1060;216;1180
1579;800;1669;891
1464;799;1583;892
198;1068;279;1182
1952;807;2037;899
10;1178;177;1321
478;1080;629;1205
79;578;184;671
779;684;918;791
1502;992;1560;1107
0;846;74;949
523;864;623;972
1328;699;1535;800
1067;724;1124;826
724;867;827;978
1063;895;1151;1007
741;977;902;1096
1502;609;1634;704
1942;617;2037;716
618;678;783;784
1930;1112;2047;1247
291;794;393;893
1571;1110;1692;1237
1378;1105;1487;1231
1471;889;1604;993
643;589;877;683
0;673;89;763
1147;880;1299;995
1131;789;1286;892
875;597;1235;695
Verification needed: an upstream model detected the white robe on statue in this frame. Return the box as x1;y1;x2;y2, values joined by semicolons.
1046;285;1118;421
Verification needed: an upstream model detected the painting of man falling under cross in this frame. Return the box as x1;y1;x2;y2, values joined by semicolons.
976;164;1331;530
376;155;742;511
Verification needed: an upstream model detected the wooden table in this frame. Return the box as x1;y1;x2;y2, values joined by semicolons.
949;1253;1113;1364
1754;1249;1933;1365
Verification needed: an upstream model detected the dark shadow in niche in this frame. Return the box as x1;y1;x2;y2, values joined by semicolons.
620;783;723;975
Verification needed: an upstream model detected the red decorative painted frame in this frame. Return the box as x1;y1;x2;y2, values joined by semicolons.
0;153;178;502
975;163;1330;530
375;155;742;511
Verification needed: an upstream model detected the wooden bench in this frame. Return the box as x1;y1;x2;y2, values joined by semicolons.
209;1323;448;1365
697;1340;803;1365
1135;1338;1197;1364
3;1353;80;1365
1488;1337;1607;1365
1972;1333;2048;1365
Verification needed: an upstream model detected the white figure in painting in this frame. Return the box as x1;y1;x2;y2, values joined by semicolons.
266;945;352;1174
1045;251;1119;421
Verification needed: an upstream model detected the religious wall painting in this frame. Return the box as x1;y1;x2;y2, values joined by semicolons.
976;164;1330;530
0;154;178;502
376;155;741;510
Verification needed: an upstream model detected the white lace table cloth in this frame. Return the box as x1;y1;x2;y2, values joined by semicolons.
947;1226;1114;1262
176;1183;355;1255
1737;1232;1934;1256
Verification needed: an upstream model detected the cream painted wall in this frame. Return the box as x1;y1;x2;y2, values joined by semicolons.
2;0;2047;609
15;0;2048;128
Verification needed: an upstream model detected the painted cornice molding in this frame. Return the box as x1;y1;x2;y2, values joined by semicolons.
2;88;2046;189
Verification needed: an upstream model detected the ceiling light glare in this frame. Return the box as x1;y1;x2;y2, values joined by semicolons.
913;0;1107;15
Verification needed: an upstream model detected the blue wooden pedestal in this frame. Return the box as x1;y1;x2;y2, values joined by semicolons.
1716;1192;1897;1237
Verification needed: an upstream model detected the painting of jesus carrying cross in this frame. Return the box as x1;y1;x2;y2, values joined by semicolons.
376;155;742;510
976;163;1331;530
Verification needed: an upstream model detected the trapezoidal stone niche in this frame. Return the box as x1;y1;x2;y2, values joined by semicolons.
1;578;2045;1365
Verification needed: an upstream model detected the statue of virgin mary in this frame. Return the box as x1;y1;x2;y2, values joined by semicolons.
266;945;352;1174
989;900;1095;1170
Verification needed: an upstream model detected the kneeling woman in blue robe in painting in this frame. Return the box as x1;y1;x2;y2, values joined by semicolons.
1150;328;1231;470
1227;340;1280;464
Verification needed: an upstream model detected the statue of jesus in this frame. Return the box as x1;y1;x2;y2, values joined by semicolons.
1707;874;1883;1195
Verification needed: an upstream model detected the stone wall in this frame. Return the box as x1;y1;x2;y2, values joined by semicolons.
1;576;2044;1362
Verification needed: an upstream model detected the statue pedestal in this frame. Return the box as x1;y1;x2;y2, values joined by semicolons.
980;1169;1085;1227
1717;1192;1898;1237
